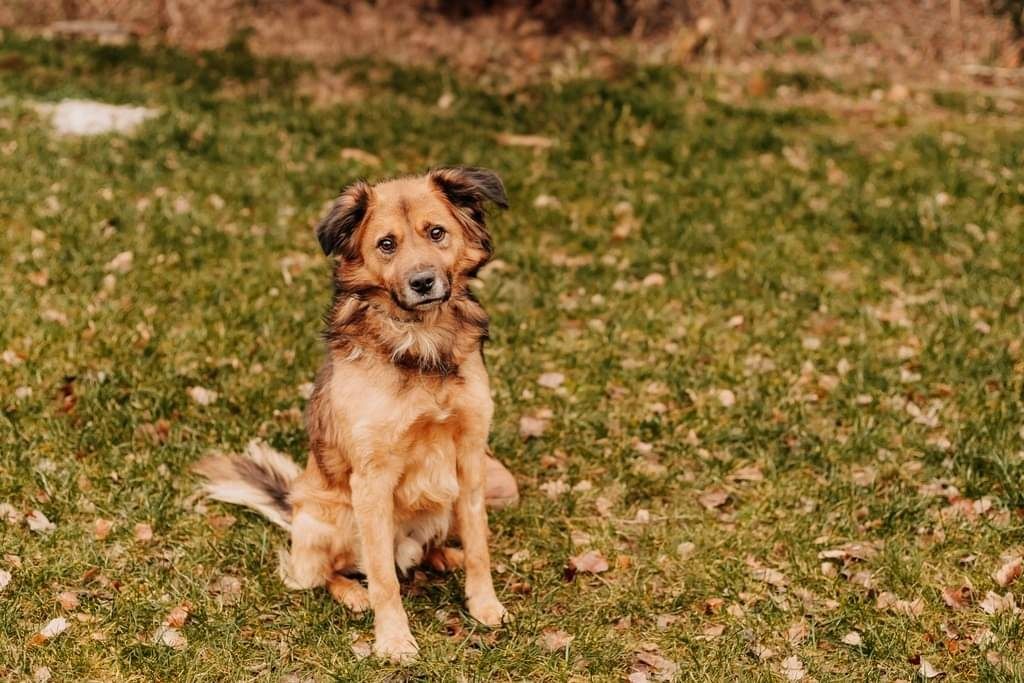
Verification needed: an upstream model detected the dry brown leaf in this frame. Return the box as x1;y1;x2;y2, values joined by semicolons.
751;567;788;588
34;617;69;644
134;522;153;543
642;273;665;288
339;148;381;166
729;465;763;483
700;623;725;639
56;591;79;611
537;372;565;389
539;628;574;651
676;542;696;560
104;251;134;273
842;631;863;646
919;657;943;679
941;585;973;610
979;590;1017;615
93;518;113;540
164;604;190;628
0;569;11;593
518;411;551;439
993;556;1022;588
209;575;242;605
569;550;609;574
633;647;679;682
780;655;805;681
716;389;736;407
786;620;809;644
539;479;569;499
876;592;924;616
152;625;187;649
495;132;555;148
187;386;218;406
26;510;55;534
698;489;729;510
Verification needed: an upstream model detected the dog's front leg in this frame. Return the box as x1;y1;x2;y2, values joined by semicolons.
455;437;508;626
351;468;417;661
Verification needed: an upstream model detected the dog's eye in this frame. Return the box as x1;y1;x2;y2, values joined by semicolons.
429;225;446;242
377;237;396;253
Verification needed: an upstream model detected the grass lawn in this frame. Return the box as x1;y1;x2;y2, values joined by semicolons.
2;34;1024;682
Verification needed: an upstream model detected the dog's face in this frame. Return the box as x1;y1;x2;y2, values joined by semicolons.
317;167;507;314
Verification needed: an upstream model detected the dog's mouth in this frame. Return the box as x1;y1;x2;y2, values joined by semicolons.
391;290;451;313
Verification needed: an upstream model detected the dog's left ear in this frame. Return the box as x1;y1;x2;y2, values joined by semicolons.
430;166;509;221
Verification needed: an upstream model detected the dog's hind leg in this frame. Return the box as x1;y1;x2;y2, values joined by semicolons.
278;509;336;590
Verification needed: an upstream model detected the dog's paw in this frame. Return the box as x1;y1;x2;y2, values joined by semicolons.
468;597;509;627
373;627;419;663
425;546;464;573
327;577;370;613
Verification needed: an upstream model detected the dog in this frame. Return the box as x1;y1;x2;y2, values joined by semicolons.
195;167;509;661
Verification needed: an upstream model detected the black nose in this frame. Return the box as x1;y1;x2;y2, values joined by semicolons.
409;272;436;295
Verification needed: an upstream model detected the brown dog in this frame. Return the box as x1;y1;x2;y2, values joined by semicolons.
196;167;509;660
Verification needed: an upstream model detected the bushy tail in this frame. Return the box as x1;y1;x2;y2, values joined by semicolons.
193;440;301;530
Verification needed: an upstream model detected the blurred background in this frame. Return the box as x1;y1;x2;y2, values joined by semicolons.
3;1;1023;91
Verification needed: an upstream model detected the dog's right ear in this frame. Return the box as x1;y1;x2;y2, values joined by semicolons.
316;181;371;257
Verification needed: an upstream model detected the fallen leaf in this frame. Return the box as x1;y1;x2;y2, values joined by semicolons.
26;510;55;534
495;132;555;148
187;386;218;406
36;617;69;642
993;557;1022;587
164;604;190;628
33;667;51;682
919;657;943;679
876;592;924;616
698;489;729;510
633;648;679;682
569;550;609;574
716;389;736;407
700;623;725;639
751;567;789;588
539;628;574;651
134;522;153;543
104;251;134;273
56;591;79;610
786;620;809;644
676;542;696;559
204;511;236;531
842;631;862;646
339;148;381;166
729;465;763;483
350;635;372;659
91;519;117;544
518;411;551;439
539;479;569;499
0;569;11;592
780;655;805;681
850;466;877;487
942;585;973;610
209;575;242;605
152;625;186;649
642;273;665;288
537;372;565;389
979;590;1017;614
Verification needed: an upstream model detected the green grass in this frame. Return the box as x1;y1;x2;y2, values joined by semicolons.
2;33;1024;681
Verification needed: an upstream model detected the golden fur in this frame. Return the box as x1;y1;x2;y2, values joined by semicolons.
196;167;509;661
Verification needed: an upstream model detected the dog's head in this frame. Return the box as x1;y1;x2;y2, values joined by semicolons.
317;167;507;313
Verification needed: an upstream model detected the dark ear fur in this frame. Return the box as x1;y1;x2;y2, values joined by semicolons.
316;181;371;257
430;167;509;217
